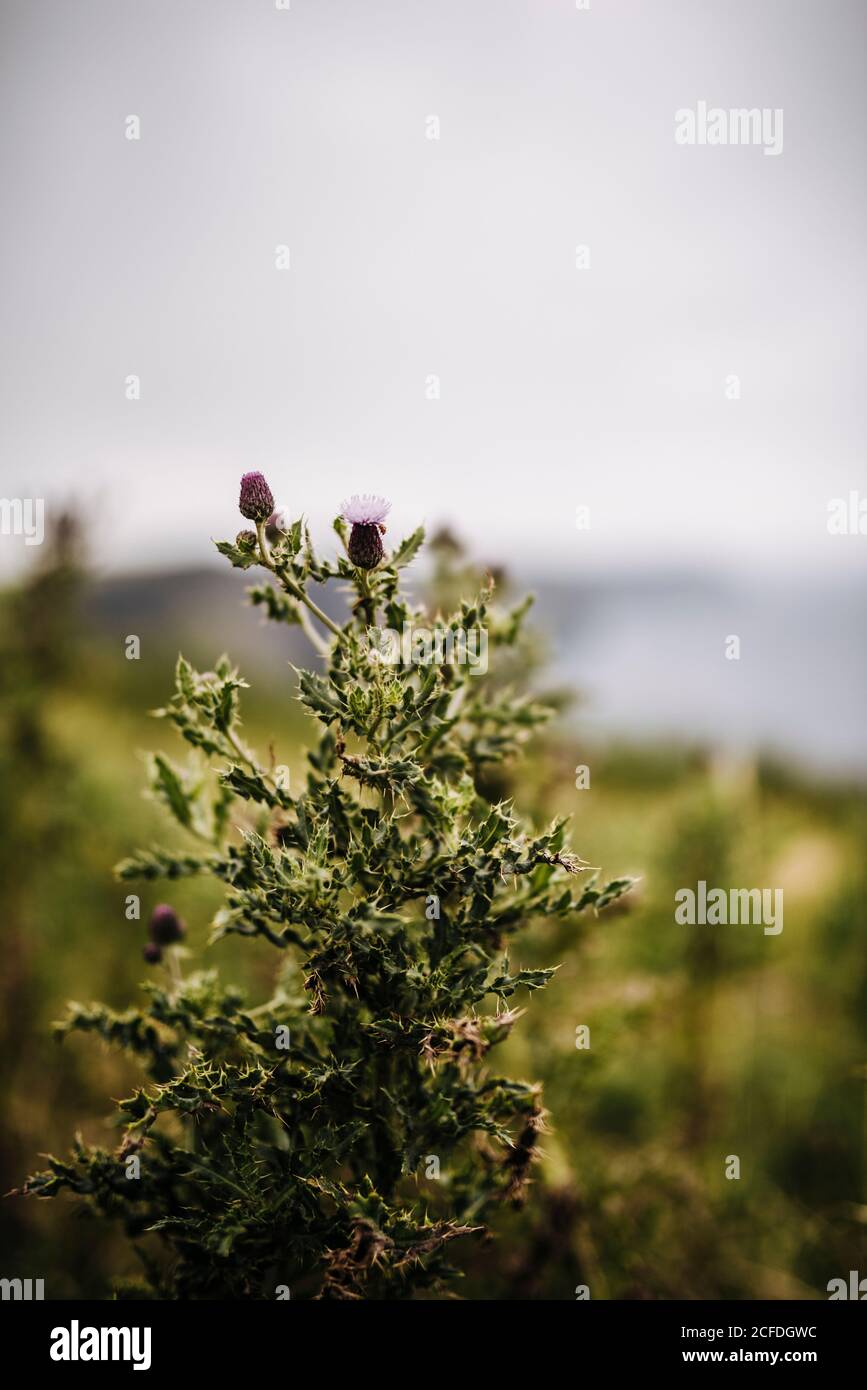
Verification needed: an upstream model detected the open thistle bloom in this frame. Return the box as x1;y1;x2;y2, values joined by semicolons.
341;494;391;569
239;471;275;522
148;903;185;945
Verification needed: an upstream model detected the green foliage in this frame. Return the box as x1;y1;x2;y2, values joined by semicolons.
22;507;632;1299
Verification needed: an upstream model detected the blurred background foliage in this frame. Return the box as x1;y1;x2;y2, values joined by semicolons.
1;520;865;1299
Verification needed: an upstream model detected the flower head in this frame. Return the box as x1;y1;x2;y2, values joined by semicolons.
239;471;275;522
340;494;391;527
143;942;163;964
149;903;185;945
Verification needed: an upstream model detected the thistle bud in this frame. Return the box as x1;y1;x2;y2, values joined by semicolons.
235;529;257;550
149;903;185;945
143;941;163;964
239;471;275;522
340;494;391;570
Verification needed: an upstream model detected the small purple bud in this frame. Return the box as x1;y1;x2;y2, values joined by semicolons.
239;471;275;522
143;942;163;964
149;904;185;945
236;529;257;549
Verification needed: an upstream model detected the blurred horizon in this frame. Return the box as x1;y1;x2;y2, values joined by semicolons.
66;549;867;783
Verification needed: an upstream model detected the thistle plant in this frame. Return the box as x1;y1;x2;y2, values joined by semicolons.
22;482;632;1299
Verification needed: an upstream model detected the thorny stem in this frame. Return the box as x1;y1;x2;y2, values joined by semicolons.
223;724;279;792
355;566;377;628
218;724;291;814
181;1154;251;1202
255;521;343;643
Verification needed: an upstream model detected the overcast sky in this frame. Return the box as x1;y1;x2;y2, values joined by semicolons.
1;0;865;578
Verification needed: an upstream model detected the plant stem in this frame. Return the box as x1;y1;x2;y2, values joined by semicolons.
356;567;376;626
224;725;262;775
255;522;343;641
167;946;183;1001
293;585;343;640
296;604;330;657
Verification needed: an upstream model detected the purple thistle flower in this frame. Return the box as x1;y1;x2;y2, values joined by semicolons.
239;471;275;522
341;495;391;527
340;494;391;569
149;903;185;945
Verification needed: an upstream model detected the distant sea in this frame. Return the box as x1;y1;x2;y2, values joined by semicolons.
533;571;867;781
